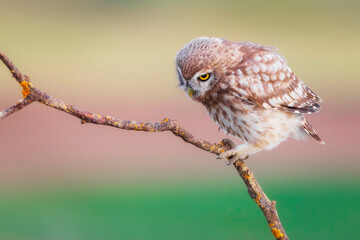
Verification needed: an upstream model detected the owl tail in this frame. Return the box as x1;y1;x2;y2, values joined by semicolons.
301;118;325;144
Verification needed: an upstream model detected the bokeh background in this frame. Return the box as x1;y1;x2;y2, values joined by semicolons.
0;0;359;239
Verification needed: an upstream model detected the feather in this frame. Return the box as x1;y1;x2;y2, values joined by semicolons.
301;118;325;144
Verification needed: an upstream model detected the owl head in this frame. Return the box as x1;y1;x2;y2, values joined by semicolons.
176;37;230;100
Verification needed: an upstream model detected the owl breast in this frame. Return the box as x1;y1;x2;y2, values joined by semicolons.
202;91;303;150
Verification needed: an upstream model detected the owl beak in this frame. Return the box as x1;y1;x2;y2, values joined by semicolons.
187;87;194;98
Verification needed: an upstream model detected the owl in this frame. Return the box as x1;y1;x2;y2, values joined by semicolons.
176;37;324;164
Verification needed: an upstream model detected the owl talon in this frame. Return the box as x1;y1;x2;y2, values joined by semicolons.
226;154;249;165
217;148;248;165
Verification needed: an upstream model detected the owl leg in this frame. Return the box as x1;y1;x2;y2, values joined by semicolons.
217;143;260;165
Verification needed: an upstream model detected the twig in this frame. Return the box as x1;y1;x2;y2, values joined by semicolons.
0;50;288;240
0;97;34;120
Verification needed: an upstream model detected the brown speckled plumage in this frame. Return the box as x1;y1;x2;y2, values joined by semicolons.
176;37;323;161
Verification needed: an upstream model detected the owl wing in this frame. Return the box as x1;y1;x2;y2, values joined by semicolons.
232;44;322;114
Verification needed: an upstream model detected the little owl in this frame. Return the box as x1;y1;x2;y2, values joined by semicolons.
176;37;324;164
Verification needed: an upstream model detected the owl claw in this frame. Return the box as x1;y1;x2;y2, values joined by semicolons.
226;155;249;165
217;148;249;165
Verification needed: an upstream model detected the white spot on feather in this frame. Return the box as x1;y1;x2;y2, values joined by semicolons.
220;83;228;90
251;84;258;92
246;66;252;74
258;63;267;72
284;94;292;102
290;91;299;99
269;98;276;106
278;72;285;81
263;103;271;108
262;55;269;62
256;83;265;93
295;87;303;97
239;79;248;86
236;69;243;76
264;53;274;62
267;83;274;92
237;89;249;97
254;55;262;61
272;62;279;72
274;81;282;87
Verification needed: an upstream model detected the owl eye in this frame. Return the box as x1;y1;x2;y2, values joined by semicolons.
197;73;211;81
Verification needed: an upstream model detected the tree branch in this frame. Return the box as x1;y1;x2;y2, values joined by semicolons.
0;50;288;240
0;97;34;120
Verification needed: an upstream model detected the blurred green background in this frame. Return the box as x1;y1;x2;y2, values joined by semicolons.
0;0;359;239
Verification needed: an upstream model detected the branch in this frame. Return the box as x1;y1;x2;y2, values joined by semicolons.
0;97;34;120
0;50;288;240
